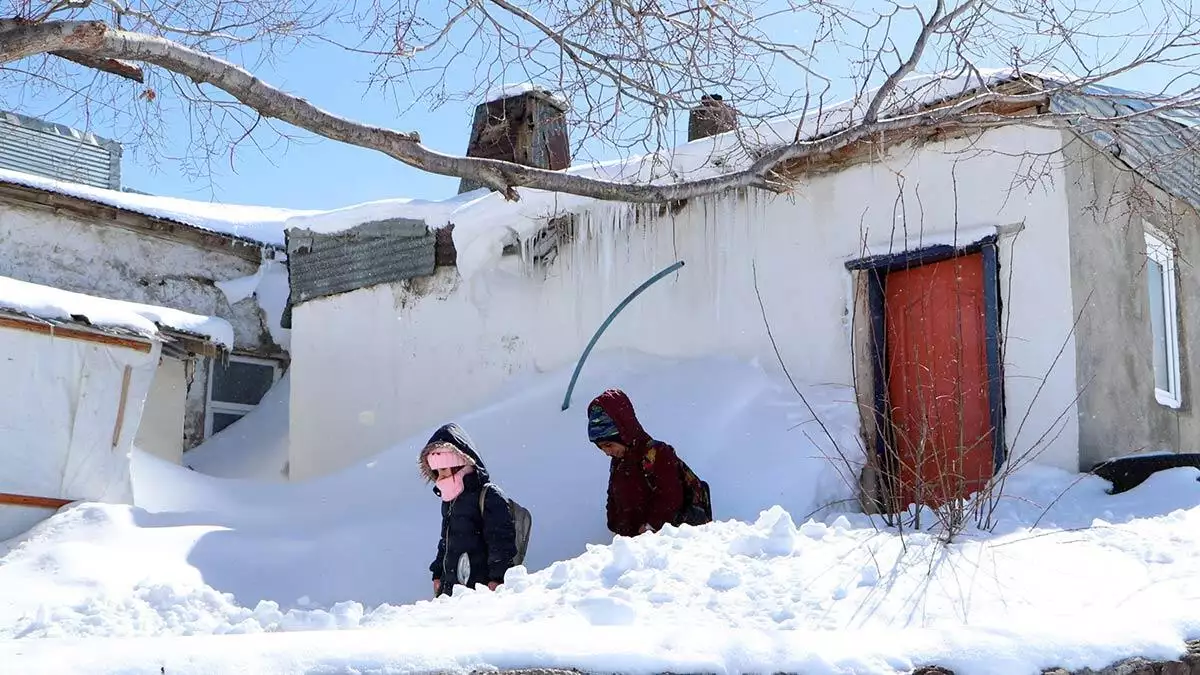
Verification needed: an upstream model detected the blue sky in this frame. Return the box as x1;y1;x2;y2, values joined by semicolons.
3;1;1192;211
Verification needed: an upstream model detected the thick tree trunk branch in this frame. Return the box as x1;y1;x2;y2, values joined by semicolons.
0;20;108;62
0;19;1058;205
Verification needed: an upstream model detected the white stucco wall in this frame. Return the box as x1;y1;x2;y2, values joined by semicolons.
135;357;189;464
289;125;1081;480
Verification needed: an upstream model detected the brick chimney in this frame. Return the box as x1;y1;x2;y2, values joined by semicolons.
688;94;737;141
458;86;571;194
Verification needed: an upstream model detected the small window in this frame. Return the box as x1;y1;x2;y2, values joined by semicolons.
1144;230;1182;408
206;355;280;437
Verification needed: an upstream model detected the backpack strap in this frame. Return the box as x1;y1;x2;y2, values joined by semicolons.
478;483;491;513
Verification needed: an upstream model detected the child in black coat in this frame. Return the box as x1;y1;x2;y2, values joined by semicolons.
418;423;517;597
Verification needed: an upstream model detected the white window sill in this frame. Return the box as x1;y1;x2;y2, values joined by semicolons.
1155;388;1182;409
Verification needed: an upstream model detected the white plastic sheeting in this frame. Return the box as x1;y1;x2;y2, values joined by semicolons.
0;325;160;541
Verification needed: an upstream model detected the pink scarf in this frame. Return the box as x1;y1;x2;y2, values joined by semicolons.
435;465;474;501
426;448;474;502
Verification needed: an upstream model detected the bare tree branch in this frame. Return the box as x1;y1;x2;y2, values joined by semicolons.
862;0;984;124
4;1;1200;207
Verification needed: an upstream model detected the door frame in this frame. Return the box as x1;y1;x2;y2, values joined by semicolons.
845;235;1007;504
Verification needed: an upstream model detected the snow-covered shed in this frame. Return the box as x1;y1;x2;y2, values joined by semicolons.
0;167;307;457
283;71;1200;512
0;275;229;541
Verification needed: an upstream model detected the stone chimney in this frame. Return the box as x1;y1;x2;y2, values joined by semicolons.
687;94;738;141
458;86;571;194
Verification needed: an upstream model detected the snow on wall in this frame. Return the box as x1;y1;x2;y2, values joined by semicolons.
0;275;233;348
289;125;1081;480
0;203;267;352
213;258;293;352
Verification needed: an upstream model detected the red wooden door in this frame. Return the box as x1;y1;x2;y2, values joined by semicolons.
884;252;995;509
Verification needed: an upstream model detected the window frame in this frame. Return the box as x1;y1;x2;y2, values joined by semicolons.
1144;229;1183;409
205;354;281;437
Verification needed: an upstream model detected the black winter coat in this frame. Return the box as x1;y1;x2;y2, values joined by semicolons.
425;423;517;597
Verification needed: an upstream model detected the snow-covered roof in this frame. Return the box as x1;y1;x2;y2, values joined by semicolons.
290;68;1062;280
0;168;317;248
305;67;1197;282
0;69;1060;271
0;275;234;349
4;68;1185;283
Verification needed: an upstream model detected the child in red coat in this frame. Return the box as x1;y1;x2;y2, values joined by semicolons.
586;389;712;537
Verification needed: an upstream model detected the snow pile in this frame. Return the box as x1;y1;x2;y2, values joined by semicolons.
183;371;291;481
281;189;488;236
0;168;316;247
0;274;234;347
4;461;1200;674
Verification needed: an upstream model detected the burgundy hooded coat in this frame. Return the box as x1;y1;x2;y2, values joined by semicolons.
590;390;685;537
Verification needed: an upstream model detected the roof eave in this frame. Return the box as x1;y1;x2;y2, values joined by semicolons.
0;179;279;261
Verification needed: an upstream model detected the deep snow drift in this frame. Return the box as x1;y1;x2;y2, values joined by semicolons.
183;371;291;482
0;353;861;627
2;353;1200;675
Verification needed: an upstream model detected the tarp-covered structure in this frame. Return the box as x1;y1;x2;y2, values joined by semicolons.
0;275;230;541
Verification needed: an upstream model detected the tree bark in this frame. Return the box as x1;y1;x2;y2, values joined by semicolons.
52;50;144;82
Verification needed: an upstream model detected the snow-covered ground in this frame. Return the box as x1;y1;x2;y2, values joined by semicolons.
1;354;1199;675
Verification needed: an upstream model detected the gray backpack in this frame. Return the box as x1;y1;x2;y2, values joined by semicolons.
478;483;532;566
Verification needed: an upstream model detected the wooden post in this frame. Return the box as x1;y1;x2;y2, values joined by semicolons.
111;365;132;448
0;492;72;509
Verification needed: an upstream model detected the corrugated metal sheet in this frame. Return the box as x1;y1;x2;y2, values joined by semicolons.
1052;90;1200;211
286;217;436;304
0;110;121;189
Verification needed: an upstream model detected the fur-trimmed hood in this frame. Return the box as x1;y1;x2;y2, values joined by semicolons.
417;422;490;483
